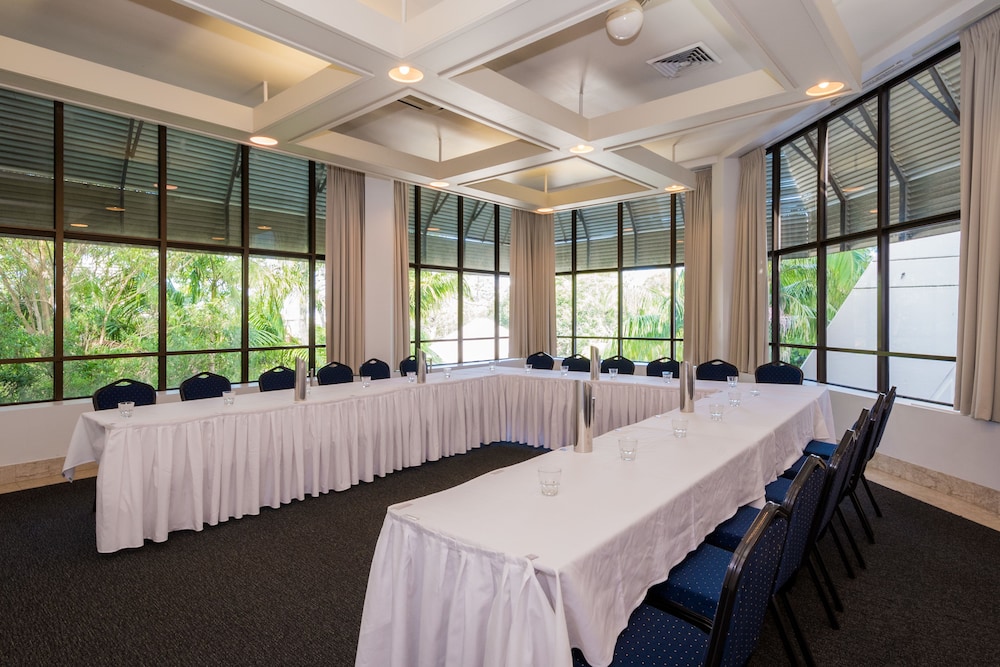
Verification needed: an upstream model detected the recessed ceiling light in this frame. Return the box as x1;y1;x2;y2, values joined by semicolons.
536;207;554;214
250;135;278;146
429;181;449;188
153;183;179;191
105;205;126;212
664;184;686;193
70;223;88;228
388;65;423;83
257;225;272;230
427;227;440;232
569;144;594;154
806;81;845;97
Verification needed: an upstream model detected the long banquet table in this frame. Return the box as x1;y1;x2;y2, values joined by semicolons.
62;367;716;553
355;383;835;667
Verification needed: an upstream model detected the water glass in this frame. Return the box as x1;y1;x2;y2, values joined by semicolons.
672;417;688;438
222;391;235;406
609;368;618;380
749;386;761;397
560;364;569;377
362;376;372;388
727;375;739;388
728;390;742;407
709;403;724;422
489;362;496;373
662;371;673;383
618;437;638;461
524;364;532;374
118;401;134;418
406;371;417;383
443;367;452;379
538;467;562;496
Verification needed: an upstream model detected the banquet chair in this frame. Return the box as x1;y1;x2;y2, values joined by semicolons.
646;357;679;378
600;355;635;375
562;353;590;373
92;378;156;411
317;361;354;385
695;359;739;381
754;360;804;385
258;365;295;392
179;371;232;401
398;355;418;376
359;358;391;380
859;386;896;519
526;351;555;370
572;503;787;667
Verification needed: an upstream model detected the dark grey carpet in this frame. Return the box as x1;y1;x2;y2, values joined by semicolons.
1;443;997;666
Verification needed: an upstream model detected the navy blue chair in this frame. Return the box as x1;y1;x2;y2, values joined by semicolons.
573;503;787;667
695;359;739;382
258;365;295;392
601;355;635;375
359;358;391;381
92;378;156;411
646;357;680;378
399;355;418;376
526;351;555;370
858;386;896;520
317;361;354;385
562;353;590;373
754;361;804;385
179;371;232;401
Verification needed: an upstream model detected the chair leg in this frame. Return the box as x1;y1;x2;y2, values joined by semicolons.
836;506;867;570
768;597;801;666
805;555;840;627
826;523;856;578
861;475;884;517
778;590;816;667
849;489;876;543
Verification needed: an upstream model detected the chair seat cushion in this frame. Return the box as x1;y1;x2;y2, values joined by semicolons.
571;603;707;667
765;476;793;504
645;542;732;620
804;439;836;459
781;454;810;479
705;505;760;552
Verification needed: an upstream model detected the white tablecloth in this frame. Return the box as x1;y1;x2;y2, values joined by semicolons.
356;384;835;667
61;368;715;553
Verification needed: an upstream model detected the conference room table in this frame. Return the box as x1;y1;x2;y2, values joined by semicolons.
61;366;718;553
355;382;835;667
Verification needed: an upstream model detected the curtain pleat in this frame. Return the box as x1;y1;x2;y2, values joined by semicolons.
326;166;365;374
728;148;767;374
683;169;712;364
509;210;556;358
956;11;1000;421
392;182;412;365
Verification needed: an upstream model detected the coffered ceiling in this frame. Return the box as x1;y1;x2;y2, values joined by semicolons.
0;0;996;211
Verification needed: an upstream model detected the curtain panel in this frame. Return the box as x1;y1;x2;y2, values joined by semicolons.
728;148;768;374
683;169;713;364
326;166;365;374
392;182;412;365
509;210;556;358
956;11;1000;421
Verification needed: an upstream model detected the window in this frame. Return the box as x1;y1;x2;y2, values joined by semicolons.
767;48;960;404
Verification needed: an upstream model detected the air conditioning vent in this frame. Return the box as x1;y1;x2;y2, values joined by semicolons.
397;96;445;114
648;42;721;79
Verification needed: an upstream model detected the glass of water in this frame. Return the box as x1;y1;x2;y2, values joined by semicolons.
538;467;562;496
709;403;724;422
672;417;688;438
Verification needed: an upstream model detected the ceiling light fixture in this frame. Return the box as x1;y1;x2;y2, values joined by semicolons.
536;207;554;214
153;183;179;190
664;184;686;193
70;223;88;228
569;144;594;154
429;181;449;188
257;225;272;231
211;236;226;241
105;205;126;212
606;0;644;42
427;227;441;232
250;135;278;146
388;65;424;83
806;81;845;97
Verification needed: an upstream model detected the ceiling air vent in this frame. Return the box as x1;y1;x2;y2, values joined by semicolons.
648;42;720;79
397;96;445;114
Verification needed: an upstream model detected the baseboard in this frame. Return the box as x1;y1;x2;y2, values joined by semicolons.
870;453;1000;516
0;458;97;486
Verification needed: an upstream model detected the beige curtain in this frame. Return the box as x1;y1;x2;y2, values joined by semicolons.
683;169;712;364
509;209;556;357
326;166;365;373
392;181;412;365
956;11;1000;421
728;148;768;374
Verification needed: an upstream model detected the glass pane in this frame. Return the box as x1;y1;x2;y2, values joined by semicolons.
555;275;573;338
498;207;511;273
498;275;510;341
826;99;879;238
166;250;242;351
674;266;685;344
64;105;158;238
622;339;670;363
0;90;54;229
889;52;961;223
464;273;495;332
498;338;510;359
622;195;671;267
777;250;817;346
888;222;959;355
408;267;416;343
249;349;308;381
418;269;458;341
554;210;573;272
315;260;326;348
419;189;458;266
315;166;327;254
167;128;242;245
576;203;618;270
0;361;53;404
675;197;686;265
167;352;240;388
556;337;573;358
825;350;877;392
0;236;54;358
778;130;818;248
464;199;495;271
575;272;618;340
577;338;616;358
408;184;416;264
426;340;458;365
622;268;672;340
462;339;495;363
63;357;158;400
826;237;877;351
64;242;159;356
249;256;310;348
890;356;955;404
765;151;773;252
784;347;818;381
248;149;308;253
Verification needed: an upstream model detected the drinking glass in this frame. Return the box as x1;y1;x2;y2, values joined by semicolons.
406;371;416;383
362;376;372;388
118;401;134;418
488;362;496;373
672;417;688;438
222;391;235;406
662;371;673;383
609;368;618;380
709;403;724;422
618;437;638;461
727;375;739;388
749;386;761;397
538;467;562;496
524;364;532;374
728;390;742;407
443;367;452;379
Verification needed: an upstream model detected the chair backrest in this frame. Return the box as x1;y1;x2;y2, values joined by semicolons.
562;354;590;372
92;378;156;411
846;394;884;492
814;419;863;535
317;361;354;385
359;358;391;380
179;372;232;401
696;359;739;381
600;355;635;375
646;357;680;378
754;361;804;385
258;365;296;392
774;455;828;591
866;386;896;462
526;351;555;370
706;502;788;667
399;355;418;375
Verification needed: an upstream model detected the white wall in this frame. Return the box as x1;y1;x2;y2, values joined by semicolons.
363;175;397;365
